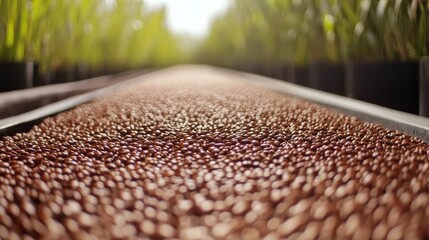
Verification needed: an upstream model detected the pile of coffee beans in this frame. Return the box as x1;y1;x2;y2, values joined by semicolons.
0;73;428;239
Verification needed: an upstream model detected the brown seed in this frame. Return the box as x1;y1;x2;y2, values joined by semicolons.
241;228;261;240
1;69;429;239
212;222;234;238
140;220;156;236
158;223;175;238
180;227;209;239
278;215;307;236
232;200;249;215
267;217;281;231
63;200;82;216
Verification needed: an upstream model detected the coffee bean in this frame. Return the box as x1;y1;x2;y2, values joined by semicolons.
1;74;429;238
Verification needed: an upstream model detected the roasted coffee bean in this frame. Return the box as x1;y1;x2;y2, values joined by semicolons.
0;74;429;239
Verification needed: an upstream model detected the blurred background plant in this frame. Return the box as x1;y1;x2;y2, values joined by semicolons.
0;0;428;83
0;0;33;62
199;0;429;67
0;0;184;83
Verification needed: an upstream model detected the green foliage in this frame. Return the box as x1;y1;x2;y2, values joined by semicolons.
0;0;33;62
335;0;429;61
197;0;292;68
0;0;184;72
199;0;429;68
1;0;428;73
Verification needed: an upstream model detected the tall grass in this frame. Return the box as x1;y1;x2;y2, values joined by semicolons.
1;0;428;73
0;0;183;73
199;0;429;67
0;0;33;62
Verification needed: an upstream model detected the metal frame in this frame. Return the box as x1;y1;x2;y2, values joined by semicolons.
0;71;149;136
240;71;429;143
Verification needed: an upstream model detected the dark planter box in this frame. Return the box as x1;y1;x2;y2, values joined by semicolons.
309;62;345;95
248;65;270;76
292;65;310;87
282;64;309;85
346;61;419;114
34;70;54;87
33;63;53;87
75;64;89;81
421;57;429;117
52;66;76;84
33;63;40;86
0;62;33;92
240;65;253;74
282;64;294;82
88;64;110;79
265;65;283;79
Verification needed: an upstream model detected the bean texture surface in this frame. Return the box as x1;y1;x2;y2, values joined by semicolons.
0;68;429;239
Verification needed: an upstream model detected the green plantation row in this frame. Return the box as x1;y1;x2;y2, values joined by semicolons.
0;0;182;75
198;0;429;68
1;0;428;74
